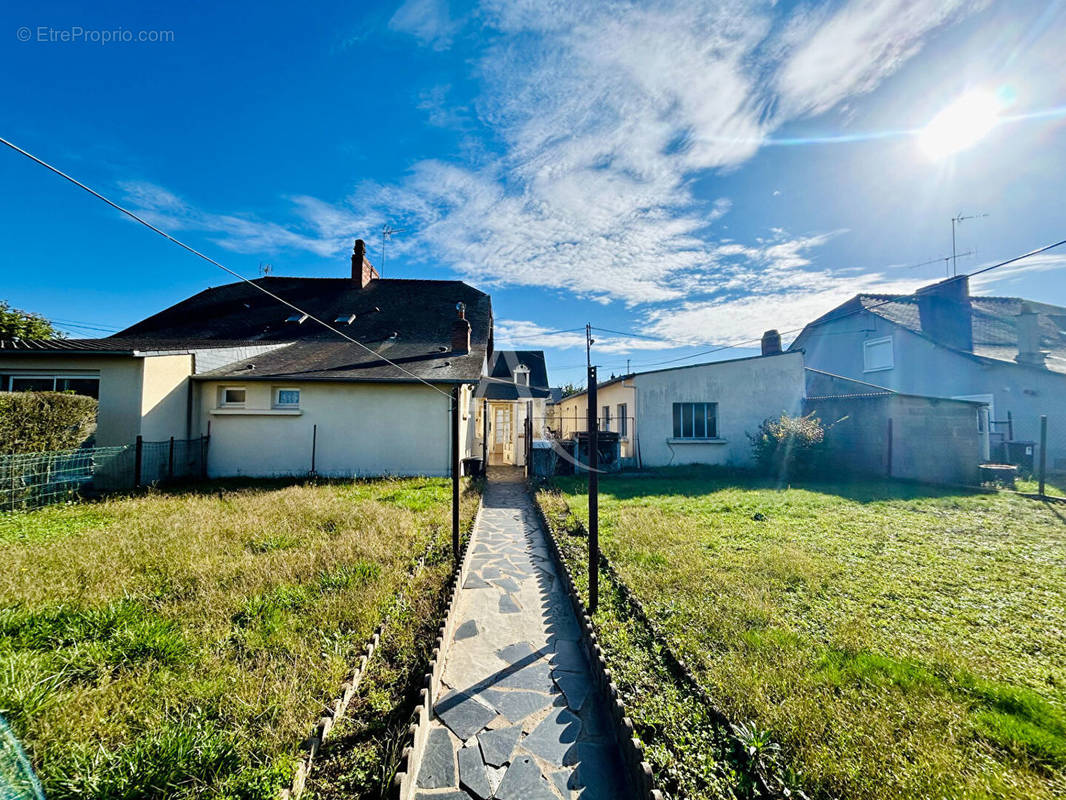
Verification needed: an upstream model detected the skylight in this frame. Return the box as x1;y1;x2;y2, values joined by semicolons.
286;313;308;324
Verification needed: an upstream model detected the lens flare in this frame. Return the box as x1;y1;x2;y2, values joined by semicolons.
918;90;1003;160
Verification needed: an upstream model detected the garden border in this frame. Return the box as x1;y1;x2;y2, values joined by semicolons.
529;486;663;800
280;496;484;800
533;487;778;797
390;499;481;799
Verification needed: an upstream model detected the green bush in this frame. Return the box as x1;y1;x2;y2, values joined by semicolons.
0;392;97;454
749;412;828;480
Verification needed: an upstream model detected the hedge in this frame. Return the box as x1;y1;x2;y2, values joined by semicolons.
0;392;98;454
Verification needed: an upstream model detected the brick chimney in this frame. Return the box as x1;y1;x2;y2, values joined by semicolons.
351;239;380;289
761;329;782;356
915;275;973;351
1015;303;1046;366
451;302;471;354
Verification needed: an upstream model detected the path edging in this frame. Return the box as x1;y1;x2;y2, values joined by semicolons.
391;498;483;799
529;486;663;800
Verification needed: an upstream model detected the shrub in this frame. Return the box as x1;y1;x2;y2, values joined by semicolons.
0;392;97;454
749;412;827;480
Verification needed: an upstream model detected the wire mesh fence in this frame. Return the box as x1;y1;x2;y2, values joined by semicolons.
1;436;210;512
0;446;129;512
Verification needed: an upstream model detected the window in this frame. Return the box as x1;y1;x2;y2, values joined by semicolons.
5;374;99;398
221;386;246;406
514;365;529;386
863;336;894;372
602;405;610;431
617;403;628;437
672;402;718;439
274;387;300;408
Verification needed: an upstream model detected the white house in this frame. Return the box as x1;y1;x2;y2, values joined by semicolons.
557;350;807;468
473;350;552;467
0;240;491;478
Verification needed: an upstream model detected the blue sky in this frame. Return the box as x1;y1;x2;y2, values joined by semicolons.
2;0;1065;386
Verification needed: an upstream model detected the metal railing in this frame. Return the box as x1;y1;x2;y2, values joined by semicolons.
0;446;129;511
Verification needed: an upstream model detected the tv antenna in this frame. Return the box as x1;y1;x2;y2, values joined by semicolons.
951;213;989;276
258;262;273;277
381;224;407;277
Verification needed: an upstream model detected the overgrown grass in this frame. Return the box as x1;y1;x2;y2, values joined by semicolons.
0;477;479;799
541;467;1066;800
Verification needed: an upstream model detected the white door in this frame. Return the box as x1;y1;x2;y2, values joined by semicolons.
491;405;512;465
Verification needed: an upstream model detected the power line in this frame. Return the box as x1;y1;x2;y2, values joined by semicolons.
501;327;586;340
0;135;455;401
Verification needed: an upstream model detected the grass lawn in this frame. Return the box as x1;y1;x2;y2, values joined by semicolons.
540;468;1066;800
0;477;479;800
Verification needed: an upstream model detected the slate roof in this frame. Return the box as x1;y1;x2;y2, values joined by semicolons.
1;277;492;384
476;350;552;400
799;292;1066;376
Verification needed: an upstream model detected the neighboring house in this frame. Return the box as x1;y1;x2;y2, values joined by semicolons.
474;350;552;467
557;350;806;468
0;240;492;478
790;275;1066;473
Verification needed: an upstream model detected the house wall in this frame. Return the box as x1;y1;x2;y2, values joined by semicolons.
197;379;466;478
804;394;983;485
140;354;194;441
793;313;1066;472
556;380;638;459
633;351;806;468
0;355;146;446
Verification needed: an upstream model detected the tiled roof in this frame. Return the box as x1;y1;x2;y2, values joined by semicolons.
476;350;552;400
1;277;492;383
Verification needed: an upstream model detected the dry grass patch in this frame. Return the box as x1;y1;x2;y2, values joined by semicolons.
545;467;1066;800
0;477;479;799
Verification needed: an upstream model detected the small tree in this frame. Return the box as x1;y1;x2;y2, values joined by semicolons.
0;301;63;340
0;392;98;454
749;412;828;480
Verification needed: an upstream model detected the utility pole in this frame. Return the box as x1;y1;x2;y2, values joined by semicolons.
585;323;594;369
951;213;988;276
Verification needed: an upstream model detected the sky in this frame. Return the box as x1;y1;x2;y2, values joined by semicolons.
2;0;1065;387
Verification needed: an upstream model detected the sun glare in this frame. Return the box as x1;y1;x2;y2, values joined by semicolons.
918;90;1002;160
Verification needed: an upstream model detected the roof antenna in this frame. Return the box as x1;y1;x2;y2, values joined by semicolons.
381;224;407;278
258;262;272;277
951;213;989;277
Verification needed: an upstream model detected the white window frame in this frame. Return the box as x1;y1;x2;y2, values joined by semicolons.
220;386;247;407
273;387;301;409
863;336;894;373
5;373;100;397
617;403;628;438
514;365;530;387
602;405;610;432
671;402;719;439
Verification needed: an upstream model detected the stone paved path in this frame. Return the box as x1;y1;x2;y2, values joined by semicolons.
412;469;632;800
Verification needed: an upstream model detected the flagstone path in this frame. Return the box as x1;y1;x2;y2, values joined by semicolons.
412;469;632;800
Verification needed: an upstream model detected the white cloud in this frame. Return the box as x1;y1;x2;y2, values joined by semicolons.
388;0;461;50
496;319;673;354
970;253;1066;292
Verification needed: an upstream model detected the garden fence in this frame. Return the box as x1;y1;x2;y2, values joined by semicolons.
0;435;209;512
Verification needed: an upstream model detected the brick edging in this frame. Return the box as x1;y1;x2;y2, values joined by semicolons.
529;488;663;800
391;498;483;800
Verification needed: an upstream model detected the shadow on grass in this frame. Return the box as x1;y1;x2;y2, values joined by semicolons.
553;464;984;505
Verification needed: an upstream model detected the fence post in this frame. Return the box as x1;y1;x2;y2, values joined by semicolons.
168;436;175;480
1007;410;1014;441
886;418;893;478
451;386;461;564
200;433;208;479
134;435;143;488
588;365;599;613
1038;415;1048;497
310;424;318;477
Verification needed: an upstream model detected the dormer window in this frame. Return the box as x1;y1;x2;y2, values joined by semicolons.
514;365;530;387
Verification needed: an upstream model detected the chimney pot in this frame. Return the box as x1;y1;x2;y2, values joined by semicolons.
351;238;380;288
761;329;782;356
1015;303;1046;366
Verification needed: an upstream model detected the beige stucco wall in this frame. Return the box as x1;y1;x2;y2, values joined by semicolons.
557;380;637;457
197;379;472;478
140;354;194;441
634;351;806;467
0;355;145;446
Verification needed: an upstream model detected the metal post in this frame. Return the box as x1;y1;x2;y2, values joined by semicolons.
1038;415;1048;497
452;386;461;563
482;398;489;471
310;424;318;476
588;365;599;613
200;434;208;479
167;436;175;480
134;435;143;488
886;418;894;477
1007;410;1014;441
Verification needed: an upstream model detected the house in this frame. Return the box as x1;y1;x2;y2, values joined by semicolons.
556;349;807;468
0;240;492;478
789;275;1066;474
473;350;552;467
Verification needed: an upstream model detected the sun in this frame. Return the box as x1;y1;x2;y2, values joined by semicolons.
918;90;1002;160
